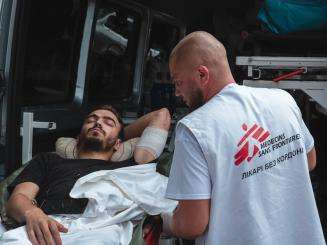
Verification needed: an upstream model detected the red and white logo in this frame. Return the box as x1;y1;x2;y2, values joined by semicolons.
234;123;270;166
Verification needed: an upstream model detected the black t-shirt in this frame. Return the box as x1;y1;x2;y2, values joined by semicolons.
8;153;136;215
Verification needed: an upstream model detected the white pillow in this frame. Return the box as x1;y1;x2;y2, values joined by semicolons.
55;137;140;162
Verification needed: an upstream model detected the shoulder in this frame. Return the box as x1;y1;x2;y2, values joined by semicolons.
28;152;63;165
278;90;298;108
37;152;63;161
262;88;301;115
174;122;199;148
250;86;295;103
237;85;299;112
267;88;295;102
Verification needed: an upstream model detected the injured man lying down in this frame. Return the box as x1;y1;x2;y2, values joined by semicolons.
1;105;176;245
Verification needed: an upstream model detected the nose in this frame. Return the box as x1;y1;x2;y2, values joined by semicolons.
95;121;102;128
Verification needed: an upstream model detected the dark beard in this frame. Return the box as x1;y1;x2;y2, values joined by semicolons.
189;88;204;112
78;136;116;153
82;137;104;152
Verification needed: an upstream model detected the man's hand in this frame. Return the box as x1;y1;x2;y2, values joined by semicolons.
6;183;68;245
24;207;68;245
163;200;210;240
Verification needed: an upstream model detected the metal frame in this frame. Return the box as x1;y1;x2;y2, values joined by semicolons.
0;0;12;71
20;112;56;164
3;0;18;175
236;56;327;78
0;0;14;145
236;56;327;67
237;56;327;111
243;80;327;110
73;0;96;107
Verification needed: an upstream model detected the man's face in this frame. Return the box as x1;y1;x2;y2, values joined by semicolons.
170;60;204;111
78;109;121;152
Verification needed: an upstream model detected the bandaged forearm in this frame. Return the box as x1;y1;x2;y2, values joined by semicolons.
135;126;168;158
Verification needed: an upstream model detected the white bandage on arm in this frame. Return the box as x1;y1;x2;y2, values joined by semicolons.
135;126;168;159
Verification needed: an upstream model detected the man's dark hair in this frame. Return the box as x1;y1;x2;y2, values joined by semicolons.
88;105;124;139
90;105;123;125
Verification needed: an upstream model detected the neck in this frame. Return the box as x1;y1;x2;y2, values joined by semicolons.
77;151;113;161
205;74;235;102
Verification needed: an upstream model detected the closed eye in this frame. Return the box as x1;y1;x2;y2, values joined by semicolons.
103;116;116;127
104;119;115;127
85;115;97;123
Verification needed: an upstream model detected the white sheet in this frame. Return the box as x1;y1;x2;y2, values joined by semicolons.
0;163;177;244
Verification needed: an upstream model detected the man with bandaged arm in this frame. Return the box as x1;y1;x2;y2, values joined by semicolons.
5;105;170;245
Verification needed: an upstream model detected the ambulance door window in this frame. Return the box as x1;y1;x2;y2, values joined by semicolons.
143;19;181;113
21;0;87;106
88;3;141;103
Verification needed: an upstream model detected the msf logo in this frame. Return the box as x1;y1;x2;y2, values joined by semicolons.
234;123;270;166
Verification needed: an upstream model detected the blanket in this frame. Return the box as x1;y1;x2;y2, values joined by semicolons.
0;163;177;244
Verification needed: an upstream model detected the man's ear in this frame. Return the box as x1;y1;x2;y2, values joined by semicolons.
113;138;122;152
198;65;209;86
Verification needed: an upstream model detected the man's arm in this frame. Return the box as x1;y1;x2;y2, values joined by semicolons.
6;154;68;245
163;199;210;239
307;147;316;171
163;123;212;239
290;97;316;172
6;183;68;245
124;108;171;164
6;182;39;223
124;108;171;140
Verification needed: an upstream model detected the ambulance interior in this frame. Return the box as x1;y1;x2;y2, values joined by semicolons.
0;0;326;241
